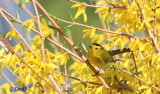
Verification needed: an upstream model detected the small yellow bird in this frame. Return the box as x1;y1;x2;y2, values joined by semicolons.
88;43;131;67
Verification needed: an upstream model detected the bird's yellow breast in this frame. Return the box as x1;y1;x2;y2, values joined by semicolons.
88;56;108;67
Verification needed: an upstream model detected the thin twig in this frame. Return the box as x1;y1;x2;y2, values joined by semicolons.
0;71;15;87
153;6;158;48
105;0;127;9
114;75;134;93
7;67;21;81
68;0;104;8
131;52;141;86
0;54;6;58
35;82;45;93
68;0;127;9
0;41;9;53
32;0;46;62
64;63;68;94
48;74;64;94
55;71;101;85
49;15;148;42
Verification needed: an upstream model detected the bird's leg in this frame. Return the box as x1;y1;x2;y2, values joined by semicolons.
92;67;104;76
115;59;122;62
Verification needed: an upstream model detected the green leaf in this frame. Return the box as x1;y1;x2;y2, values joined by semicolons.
69;12;74;22
18;0;25;7
85;67;89;75
113;65;121;69
81;42;87;52
65;24;73;28
130;67;136;73
10;19;18;23
16;11;20;20
66;28;72;39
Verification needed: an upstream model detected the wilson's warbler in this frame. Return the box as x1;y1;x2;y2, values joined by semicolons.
88;43;131;67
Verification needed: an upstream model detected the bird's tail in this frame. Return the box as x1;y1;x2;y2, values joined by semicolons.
108;48;131;56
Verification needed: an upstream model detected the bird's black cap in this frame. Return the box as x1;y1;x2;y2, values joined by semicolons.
92;43;102;46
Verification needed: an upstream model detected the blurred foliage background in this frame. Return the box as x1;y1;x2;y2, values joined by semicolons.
40;0;103;47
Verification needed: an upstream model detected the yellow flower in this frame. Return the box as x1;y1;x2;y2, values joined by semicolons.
25;0;31;3
13;43;23;52
71;4;87;22
53;52;69;65
5;29;19;40
83;29;96;38
83;29;105;43
22;18;34;31
91;34;105;44
32;35;42;47
95;7;109;21
0;83;11;94
41;18;54;36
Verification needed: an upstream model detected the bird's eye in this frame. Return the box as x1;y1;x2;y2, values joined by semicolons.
95;48;98;50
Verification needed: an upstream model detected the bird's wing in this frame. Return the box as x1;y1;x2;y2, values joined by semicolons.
100;51;114;63
108;48;131;56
